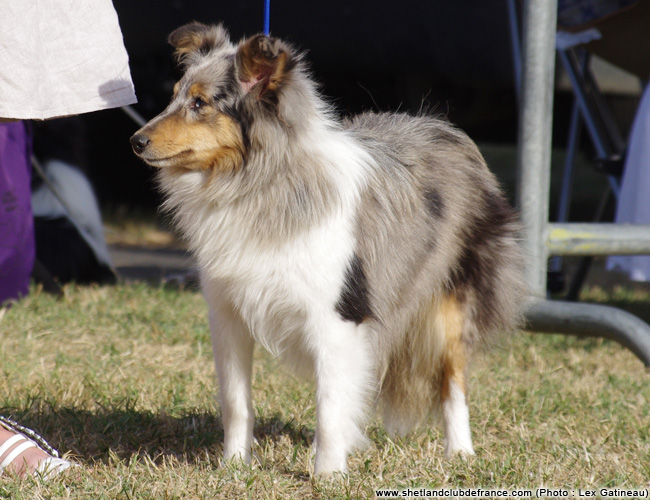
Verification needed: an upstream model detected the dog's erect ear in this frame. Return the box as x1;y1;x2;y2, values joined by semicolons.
235;34;292;96
168;22;231;66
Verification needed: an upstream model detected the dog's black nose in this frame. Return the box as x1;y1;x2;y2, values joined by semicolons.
130;133;150;154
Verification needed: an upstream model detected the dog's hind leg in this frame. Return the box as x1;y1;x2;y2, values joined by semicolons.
209;303;255;465
439;295;475;457
312;319;374;476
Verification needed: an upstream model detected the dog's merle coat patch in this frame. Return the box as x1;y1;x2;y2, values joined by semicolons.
336;253;373;325
424;189;445;219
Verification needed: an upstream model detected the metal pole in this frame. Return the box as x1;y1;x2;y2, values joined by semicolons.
526;300;650;367
548;99;582;278
547;223;650;256
516;0;558;297
121;105;147;128
516;0;650;368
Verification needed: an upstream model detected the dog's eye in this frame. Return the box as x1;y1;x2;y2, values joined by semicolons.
191;97;206;111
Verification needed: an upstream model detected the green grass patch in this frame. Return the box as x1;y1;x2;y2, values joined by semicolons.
1;283;649;498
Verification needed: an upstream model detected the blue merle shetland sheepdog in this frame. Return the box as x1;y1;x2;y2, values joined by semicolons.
130;22;526;476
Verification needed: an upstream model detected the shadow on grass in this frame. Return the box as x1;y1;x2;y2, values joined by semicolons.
1;403;313;466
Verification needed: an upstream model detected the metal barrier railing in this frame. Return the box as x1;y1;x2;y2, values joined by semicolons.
518;0;650;367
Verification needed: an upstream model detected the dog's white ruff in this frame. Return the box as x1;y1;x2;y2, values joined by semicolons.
184;130;375;475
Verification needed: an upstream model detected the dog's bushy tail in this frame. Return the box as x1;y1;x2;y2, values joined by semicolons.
380;295;451;436
380;210;526;436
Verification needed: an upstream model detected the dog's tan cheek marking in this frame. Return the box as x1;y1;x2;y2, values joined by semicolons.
144;110;245;173
439;294;467;403
207;114;246;174
189;113;245;175
144;113;213;166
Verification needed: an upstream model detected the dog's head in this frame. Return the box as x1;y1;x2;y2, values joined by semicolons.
130;22;299;173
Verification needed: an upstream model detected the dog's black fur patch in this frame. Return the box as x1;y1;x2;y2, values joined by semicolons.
223;101;252;153
424;189;445;219
336;253;373;324
449;190;517;329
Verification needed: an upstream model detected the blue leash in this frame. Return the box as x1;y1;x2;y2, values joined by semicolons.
263;0;270;35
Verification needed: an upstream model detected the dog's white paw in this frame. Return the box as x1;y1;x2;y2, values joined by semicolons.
444;442;476;459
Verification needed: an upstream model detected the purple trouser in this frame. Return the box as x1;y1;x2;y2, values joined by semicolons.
0;121;34;304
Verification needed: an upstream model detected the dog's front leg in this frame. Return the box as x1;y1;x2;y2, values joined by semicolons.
209;305;255;465
312;320;373;476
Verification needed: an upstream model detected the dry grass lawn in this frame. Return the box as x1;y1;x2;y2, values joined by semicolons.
1;282;649;498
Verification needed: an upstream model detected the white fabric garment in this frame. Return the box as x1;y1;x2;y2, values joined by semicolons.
0;0;137;120
607;83;650;281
